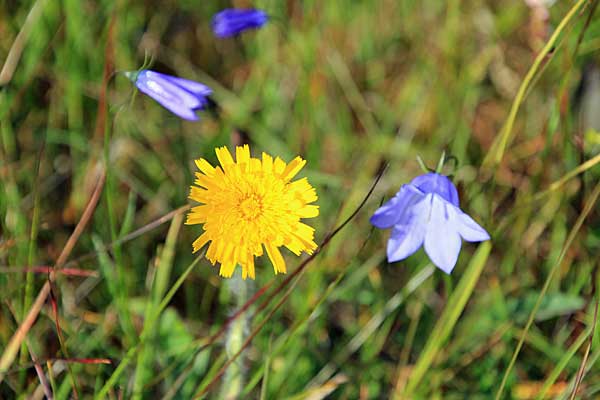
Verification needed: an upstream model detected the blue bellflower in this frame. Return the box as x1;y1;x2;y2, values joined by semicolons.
125;70;212;121
371;173;490;273
212;9;269;38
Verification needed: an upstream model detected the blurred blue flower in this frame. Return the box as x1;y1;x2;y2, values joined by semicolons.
212;9;269;38
125;70;212;121
371;172;490;273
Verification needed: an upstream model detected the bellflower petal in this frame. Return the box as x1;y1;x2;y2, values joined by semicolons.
454;209;491;242
386;198;429;262
138;72;203;109
159;74;213;97
212;9;269;38
371;171;490;274
423;194;462;273
129;70;212;121
411;172;459;206
370;184;423;228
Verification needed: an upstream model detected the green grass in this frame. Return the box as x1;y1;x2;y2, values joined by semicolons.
1;0;600;398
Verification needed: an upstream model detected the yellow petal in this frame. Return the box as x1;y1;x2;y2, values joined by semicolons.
192;232;211;253
194;173;218;190
262;152;273;172
246;256;256;280
236;144;250;164
215;146;234;171
281;157;306;182
219;261;236;278
195;158;215;175
273;157;286;175
297;205;319;218
250;157;261;172
186;206;208;225
266;243;286;274
189;186;210;203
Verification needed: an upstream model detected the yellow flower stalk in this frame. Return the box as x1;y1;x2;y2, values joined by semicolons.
186;145;319;279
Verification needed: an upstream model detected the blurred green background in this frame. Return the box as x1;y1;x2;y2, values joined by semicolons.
1;0;600;398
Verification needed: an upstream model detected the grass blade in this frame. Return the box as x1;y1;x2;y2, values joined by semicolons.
495;182;600;399
403;241;492;396
483;0;588;167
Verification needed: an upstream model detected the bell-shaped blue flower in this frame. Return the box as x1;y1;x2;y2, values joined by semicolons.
371;172;490;273
212;9;269;38
125;70;212;121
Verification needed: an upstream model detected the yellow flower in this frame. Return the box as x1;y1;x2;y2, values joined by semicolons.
186;145;319;279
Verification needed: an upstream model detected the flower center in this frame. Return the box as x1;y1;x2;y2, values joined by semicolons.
238;194;264;221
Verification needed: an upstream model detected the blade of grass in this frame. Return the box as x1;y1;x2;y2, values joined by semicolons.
403;241;492;396
63;205;190;270
5;300;53;399
286;375;349;400
94;251;204;400
534;153;600;200
494;181;600;400
19;141;43;391
92;235;134;340
0;168;105;384
103;140;137;346
0;266;98;277
132;213;183;399
118;190;137;237
534;323;593;399
495;152;600;237
327;50;379;135
259;335;274;400
48;280;80;399
569;299;599;400
483;0;589;167
557;347;600;399
0;0;50;85
311;264;435;389
244;222;381;395
392;300;424;396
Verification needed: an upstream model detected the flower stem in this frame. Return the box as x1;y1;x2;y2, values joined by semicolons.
220;273;250;399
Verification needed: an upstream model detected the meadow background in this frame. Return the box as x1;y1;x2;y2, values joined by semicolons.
1;0;600;398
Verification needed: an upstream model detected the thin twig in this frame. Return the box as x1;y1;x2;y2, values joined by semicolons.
0;169;106;384
569;299;599;400
483;0;589;166
5;300;53;399
0;267;99;277
0;0;49;85
494;181;600;399
62;205;191;269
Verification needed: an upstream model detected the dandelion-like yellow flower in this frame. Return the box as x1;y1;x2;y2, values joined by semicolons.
185;145;319;279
